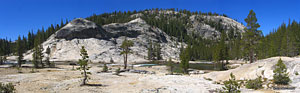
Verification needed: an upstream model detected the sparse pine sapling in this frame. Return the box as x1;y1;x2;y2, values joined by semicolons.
16;36;24;68
167;58;174;75
245;76;263;90
32;47;39;68
221;73;240;93
120;37;134;69
102;63;108;72
0;82;16;93
45;46;51;67
115;67;121;75
180;44;190;74
77;46;91;85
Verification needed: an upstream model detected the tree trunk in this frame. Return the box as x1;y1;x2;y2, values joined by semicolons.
40;59;44;68
18;60;21;68
124;52;128;69
250;49;254;63
82;66;87;85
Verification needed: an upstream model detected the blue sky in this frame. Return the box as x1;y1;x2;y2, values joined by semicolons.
1;0;300;40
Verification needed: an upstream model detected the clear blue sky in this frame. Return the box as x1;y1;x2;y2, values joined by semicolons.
1;0;300;40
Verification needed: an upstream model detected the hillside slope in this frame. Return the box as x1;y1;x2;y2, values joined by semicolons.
24;18;183;63
203;56;300;88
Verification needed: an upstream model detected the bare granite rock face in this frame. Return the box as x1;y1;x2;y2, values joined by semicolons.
55;18;111;40
188;15;245;39
24;18;183;63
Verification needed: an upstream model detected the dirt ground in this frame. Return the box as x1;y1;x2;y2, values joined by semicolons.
1;57;299;93
0;64;222;93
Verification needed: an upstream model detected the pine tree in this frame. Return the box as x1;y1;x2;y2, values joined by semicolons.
78;46;90;85
147;41;153;60
120;37;134;69
155;43;162;60
16;36;24;67
38;45;44;68
0;56;3;65
32;46;39;68
166;58;174;75
243;10;261;63
273;58;290;85
180;43;190;74
45;46;51;67
221;73;241;93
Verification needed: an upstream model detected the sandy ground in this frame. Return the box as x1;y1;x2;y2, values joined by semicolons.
0;64;222;93
1;56;300;93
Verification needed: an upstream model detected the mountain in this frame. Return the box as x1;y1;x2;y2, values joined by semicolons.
188;15;245;39
20;9;247;63
24;18;183;63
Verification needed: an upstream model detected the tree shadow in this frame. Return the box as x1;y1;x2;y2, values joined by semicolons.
81;84;108;87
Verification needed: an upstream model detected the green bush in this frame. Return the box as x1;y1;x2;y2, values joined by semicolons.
166;58;174;75
115;68;121;75
273;58;290;85
102;63;108;72
245;76;263;90
0;82;15;93
295;72;299;75
221;73;240;93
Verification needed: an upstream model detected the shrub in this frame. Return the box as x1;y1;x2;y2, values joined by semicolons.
30;68;36;73
115;67;121;75
245;76;263;90
0;56;3;65
102;63;108;72
16;67;22;73
273;58;290;85
221;73;240;93
295;71;299;75
0;82;15;93
110;58;114;63
166;58;174;75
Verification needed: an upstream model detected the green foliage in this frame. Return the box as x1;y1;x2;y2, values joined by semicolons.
0;82;15;93
16;36;24;68
0;19;67;58
242;10;261;63
245;76;263;90
30;68;36;73
213;31;229;70
45;46;51;67
16;67;22;73
115;67;121;75
295;72;299;75
3;9;300;66
0;56;3;65
147;41;162;60
32;44;44;68
258;20;300;59
180;44;191;74
120;37;134;69
78;46;90;85
102;63;108;72
166;58;174;75
221;73;240;93
273;58;290;85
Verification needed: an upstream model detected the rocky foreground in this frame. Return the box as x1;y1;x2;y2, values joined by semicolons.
1;56;300;93
0;64;222;93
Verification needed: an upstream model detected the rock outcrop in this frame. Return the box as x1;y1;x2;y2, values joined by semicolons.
188;15;245;39
24;18;183;63
55;18;110;40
